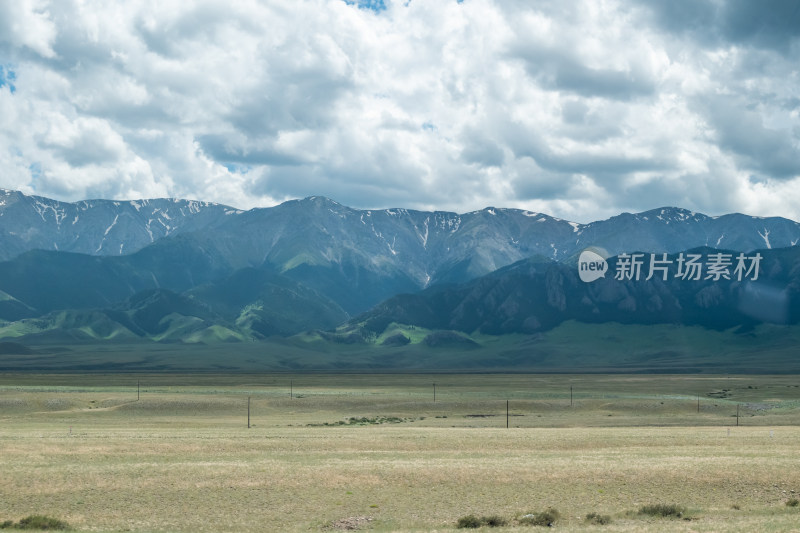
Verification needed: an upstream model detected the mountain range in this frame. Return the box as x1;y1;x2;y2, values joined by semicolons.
0;188;798;346
348;247;800;339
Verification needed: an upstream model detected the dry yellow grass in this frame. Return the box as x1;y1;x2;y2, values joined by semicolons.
0;375;799;532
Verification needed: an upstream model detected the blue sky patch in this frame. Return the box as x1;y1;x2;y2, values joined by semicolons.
29;162;42;179
223;163;253;175
0;66;17;93
343;0;386;13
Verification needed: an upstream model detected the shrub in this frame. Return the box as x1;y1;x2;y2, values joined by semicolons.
456;514;508;528
585;512;612;525
2;515;71;530
638;504;686;518
519;507;560;526
456;515;482;529
786;498;799;507
483;515;507;527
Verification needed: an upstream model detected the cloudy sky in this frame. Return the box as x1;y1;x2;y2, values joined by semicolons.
0;0;798;222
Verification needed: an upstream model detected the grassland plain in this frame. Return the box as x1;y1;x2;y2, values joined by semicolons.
6;322;800;374
1;374;800;532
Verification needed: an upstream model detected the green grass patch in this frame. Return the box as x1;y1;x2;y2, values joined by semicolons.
0;515;70;530
637;503;687;518
375;323;433;345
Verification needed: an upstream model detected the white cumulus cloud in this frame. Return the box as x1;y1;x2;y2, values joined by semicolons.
0;0;797;222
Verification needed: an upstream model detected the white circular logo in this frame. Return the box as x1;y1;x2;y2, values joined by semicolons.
578;249;608;283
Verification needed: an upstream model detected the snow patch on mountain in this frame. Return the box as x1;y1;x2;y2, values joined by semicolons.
418;217;430;249
758;228;772;249
104;215;119;236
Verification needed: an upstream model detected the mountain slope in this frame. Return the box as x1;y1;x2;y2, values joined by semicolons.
188;267;348;336
1;189;799;332
573;208;800;259
174;200;800;313
0;290;233;344
349;246;800;337
0;240;233;317
0;188;238;260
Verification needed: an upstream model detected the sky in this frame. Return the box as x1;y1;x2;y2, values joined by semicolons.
0;0;798;223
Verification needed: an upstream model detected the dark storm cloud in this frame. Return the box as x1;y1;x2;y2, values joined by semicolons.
614;171;740;216
459;129;505;168
505;122;666;177
700;95;800;179
721;0;800;52
641;0;800;52
198;134;306;167
635;0;718;40
226;78;351;138
250;164;424;211
558;99;624;142
512;170;581;201
512;46;657;101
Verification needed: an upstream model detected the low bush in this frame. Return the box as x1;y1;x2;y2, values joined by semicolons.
482;515;507;527
518;507;560;527
786;498;799;507
638;504;686;518
0;515;71;530
312;416;411;427
456;514;507;528
456;515;482;529
585;512;612;525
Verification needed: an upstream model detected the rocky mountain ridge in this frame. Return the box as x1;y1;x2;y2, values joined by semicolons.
0;189;798;343
0;188;239;260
